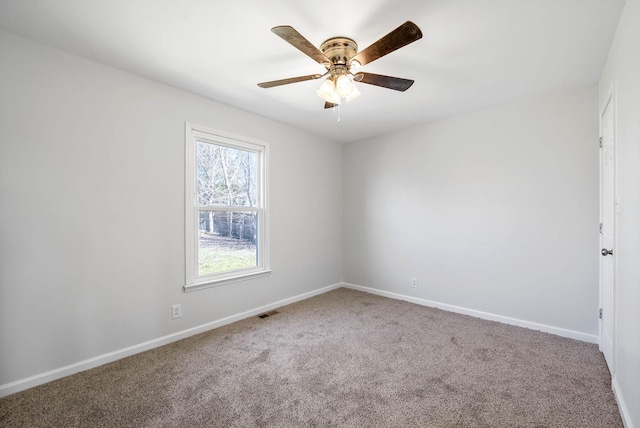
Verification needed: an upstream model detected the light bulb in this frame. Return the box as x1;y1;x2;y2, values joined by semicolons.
335;74;353;98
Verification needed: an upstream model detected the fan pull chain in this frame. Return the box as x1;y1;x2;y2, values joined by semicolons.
335;103;341;122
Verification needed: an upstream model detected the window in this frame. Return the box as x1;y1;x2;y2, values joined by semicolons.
185;123;269;291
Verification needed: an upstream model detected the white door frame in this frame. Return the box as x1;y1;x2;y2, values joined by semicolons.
599;83;616;374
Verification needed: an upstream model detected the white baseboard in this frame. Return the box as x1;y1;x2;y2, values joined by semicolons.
0;282;342;398
613;377;634;428
342;282;600;344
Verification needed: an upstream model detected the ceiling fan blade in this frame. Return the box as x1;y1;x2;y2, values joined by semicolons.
355;72;414;91
257;74;323;88
271;26;332;65
352;21;422;67
324;102;338;109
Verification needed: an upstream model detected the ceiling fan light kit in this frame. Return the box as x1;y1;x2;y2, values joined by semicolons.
258;21;422;113
317;73;360;104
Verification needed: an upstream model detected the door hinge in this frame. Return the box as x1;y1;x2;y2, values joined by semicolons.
599;308;603;319
599;137;603;148
599;223;603;234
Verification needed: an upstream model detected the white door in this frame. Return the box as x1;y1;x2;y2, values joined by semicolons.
600;93;615;373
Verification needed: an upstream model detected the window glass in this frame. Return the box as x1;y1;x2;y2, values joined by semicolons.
196;142;257;207
198;211;258;275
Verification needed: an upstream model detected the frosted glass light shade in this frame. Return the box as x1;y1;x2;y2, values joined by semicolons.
316;78;340;104
335;74;353;98
345;83;361;102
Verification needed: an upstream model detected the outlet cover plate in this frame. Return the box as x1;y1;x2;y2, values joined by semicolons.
171;304;182;319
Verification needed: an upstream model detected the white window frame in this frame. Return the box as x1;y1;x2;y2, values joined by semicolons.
184;122;270;292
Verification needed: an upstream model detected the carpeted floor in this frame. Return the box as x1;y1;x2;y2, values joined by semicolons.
0;288;622;427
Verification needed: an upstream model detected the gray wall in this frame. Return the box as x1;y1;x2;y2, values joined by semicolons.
343;85;599;337
0;32;343;387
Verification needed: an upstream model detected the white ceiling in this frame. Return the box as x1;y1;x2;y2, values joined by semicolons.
0;0;625;143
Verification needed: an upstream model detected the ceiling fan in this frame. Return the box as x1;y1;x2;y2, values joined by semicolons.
257;21;423;109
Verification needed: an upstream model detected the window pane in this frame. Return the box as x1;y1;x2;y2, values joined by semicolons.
196;141;257;207
198;211;258;276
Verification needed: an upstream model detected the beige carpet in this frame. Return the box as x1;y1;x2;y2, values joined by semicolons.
0;288;622;427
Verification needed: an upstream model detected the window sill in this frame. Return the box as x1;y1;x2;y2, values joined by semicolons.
183;270;272;293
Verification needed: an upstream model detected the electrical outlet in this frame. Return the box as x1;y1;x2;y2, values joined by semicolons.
171;304;182;319
410;278;418;288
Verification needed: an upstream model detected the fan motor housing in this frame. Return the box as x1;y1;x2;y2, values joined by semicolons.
320;37;358;66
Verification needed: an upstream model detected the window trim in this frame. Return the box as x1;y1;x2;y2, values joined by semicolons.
184;122;270;292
